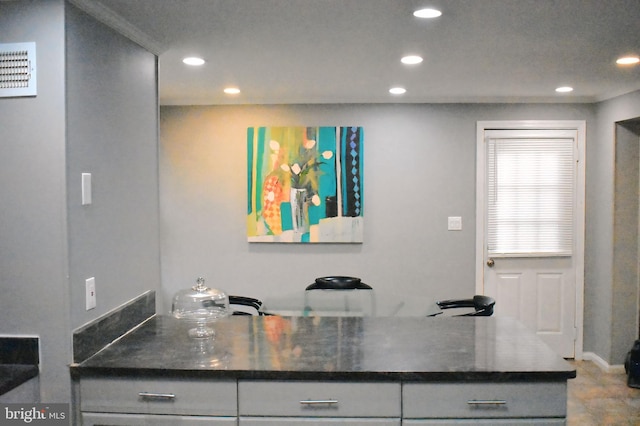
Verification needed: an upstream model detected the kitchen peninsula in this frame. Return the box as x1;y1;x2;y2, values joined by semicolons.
71;315;575;425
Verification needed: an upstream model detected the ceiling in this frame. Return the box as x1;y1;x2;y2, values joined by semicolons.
76;0;640;105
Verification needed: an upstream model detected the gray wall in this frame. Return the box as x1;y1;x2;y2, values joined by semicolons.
613;122;640;363
159;103;596;317
0;0;160;402
65;3;160;330
586;90;640;364
0;0;69;403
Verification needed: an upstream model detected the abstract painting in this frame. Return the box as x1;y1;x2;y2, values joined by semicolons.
247;126;363;243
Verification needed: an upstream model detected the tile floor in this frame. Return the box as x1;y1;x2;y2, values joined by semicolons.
567;360;640;425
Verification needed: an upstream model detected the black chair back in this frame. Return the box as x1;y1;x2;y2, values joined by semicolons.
435;295;495;317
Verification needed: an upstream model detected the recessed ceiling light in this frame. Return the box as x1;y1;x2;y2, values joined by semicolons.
224;87;241;95
389;87;406;95
182;57;205;66
555;86;574;93
401;55;423;65
616;56;640;65
413;8;442;18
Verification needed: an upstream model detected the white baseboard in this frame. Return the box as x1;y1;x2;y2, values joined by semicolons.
582;351;626;374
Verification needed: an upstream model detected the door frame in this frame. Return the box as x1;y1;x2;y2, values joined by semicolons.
475;120;586;359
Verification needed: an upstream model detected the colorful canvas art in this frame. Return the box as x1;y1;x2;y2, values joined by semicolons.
247;126;364;243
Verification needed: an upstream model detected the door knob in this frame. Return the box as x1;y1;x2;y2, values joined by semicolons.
487;258;495;267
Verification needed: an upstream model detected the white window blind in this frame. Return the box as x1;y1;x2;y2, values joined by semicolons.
487;137;574;257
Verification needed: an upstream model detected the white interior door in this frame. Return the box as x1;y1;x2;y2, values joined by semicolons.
476;121;585;359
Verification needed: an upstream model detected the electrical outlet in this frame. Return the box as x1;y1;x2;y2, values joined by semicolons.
448;216;462;231
86;277;96;310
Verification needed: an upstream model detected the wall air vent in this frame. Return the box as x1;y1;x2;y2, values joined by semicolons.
0;42;37;98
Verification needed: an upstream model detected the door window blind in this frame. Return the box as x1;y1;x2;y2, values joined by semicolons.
487;137;574;256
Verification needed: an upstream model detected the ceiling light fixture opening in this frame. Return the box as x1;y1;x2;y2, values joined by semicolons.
389;87;406;95
224;87;241;95
401;55;423;65
413;8;442;19
616;56;640;65
183;57;205;66
555;86;574;93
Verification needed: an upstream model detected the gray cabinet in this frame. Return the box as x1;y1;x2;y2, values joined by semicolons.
78;378;568;425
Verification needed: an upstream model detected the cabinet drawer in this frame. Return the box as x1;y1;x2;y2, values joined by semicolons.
239;381;401;417
240;418;400;425
83;412;237;425
402;382;566;419
402;420;565;425
80;377;237;416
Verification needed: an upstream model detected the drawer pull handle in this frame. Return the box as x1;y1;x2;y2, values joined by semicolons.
300;399;338;405
467;399;507;406
138;392;176;401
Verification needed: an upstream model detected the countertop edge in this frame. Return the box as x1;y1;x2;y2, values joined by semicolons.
69;365;575;382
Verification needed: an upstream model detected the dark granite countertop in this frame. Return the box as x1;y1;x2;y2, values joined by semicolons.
71;315;575;382
0;337;39;396
0;365;39;396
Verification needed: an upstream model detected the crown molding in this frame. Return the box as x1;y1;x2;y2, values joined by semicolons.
68;0;165;55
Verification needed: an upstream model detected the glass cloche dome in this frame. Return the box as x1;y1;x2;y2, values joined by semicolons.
171;277;230;338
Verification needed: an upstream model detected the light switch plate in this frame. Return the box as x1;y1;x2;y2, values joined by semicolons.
81;173;92;205
86;277;96;310
448;216;462;231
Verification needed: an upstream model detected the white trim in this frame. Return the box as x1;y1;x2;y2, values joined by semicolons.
68;0;165;55
476;120;586;359
582;352;626;374
0;334;39;338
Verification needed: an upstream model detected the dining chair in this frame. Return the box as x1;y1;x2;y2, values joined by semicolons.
304;276;375;316
433;295;495;317
229;295;267;315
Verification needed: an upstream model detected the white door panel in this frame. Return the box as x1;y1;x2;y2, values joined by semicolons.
537;273;564;332
485;257;575;357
